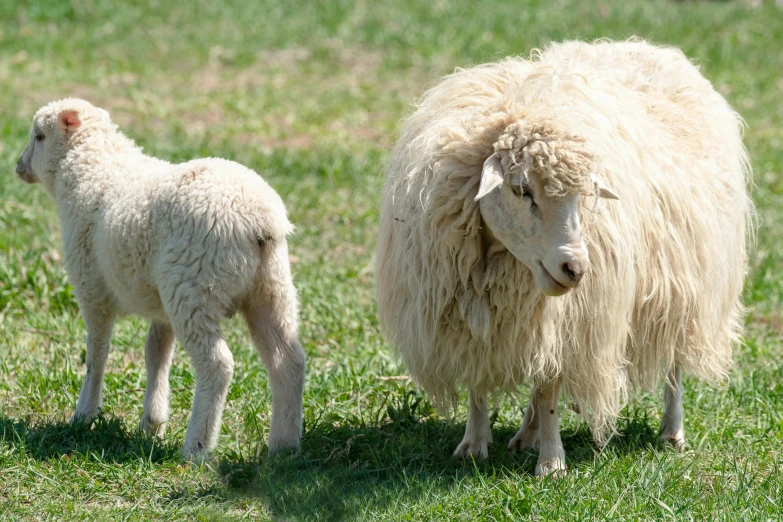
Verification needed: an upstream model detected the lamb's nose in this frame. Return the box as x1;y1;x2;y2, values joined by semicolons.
561;261;585;285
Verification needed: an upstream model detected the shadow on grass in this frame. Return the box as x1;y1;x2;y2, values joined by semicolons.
203;394;661;521
0;413;181;463
0;395;661;519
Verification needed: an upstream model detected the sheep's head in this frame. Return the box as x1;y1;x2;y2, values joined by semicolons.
475;120;618;296
15;98;110;193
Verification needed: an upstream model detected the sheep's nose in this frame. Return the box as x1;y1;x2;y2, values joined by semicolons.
561;261;585;285
15;158;27;175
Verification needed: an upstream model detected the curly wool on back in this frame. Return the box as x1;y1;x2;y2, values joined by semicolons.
376;39;754;440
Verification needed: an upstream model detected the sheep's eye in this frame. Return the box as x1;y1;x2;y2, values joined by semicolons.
34;133;45;142
512;184;534;203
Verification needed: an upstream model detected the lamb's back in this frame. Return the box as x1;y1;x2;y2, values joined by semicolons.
91;156;291;318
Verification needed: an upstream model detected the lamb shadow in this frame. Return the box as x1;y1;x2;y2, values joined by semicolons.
0;414;181;463
203;398;660;520
208;416;492;521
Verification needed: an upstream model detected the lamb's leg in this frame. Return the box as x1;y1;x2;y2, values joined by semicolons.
139;322;176;437
508;391;540;452
535;379;566;478
453;391;492;460
243;242;305;454
72;308;115;422
173;319;234;460
659;365;685;451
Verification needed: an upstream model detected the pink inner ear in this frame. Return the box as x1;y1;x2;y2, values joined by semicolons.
60;110;81;131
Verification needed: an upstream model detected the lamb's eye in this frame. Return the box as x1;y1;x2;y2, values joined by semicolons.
34;133;45;142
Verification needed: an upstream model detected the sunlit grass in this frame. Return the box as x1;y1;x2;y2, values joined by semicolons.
1;0;782;519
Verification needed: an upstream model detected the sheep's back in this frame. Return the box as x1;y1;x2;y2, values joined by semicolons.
537;40;752;386
377;39;752;436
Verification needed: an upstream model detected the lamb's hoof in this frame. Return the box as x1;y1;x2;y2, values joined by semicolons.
139;415;167;438
658;433;686;452
507;427;537;452
70;410;97;426
535;457;567;478
453;438;490;461
267;435;301;457
180;443;212;466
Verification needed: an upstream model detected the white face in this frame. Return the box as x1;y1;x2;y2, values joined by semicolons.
475;154;617;296
15;107;82;194
15;125;47;184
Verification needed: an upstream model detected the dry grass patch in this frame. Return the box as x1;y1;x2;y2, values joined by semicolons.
1;41;435;153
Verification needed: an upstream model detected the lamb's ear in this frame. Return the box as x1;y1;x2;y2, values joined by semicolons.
475;154;504;201
594;177;619;200
58;110;82;133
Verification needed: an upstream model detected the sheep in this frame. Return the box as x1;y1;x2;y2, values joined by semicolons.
14;98;306;459
376;39;754;476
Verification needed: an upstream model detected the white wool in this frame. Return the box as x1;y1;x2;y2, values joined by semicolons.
376;40;754;440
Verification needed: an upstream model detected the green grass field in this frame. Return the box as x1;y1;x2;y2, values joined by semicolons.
1;0;782;519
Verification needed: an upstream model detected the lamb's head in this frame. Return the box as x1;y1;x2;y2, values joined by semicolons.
15;98;111;190
474;121;618;296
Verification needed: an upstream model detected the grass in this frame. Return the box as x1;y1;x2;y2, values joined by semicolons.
1;0;782;519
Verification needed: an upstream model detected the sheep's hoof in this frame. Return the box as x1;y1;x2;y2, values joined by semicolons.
139;415;167;438
658;433;686;452
453;438;490;461
507;427;538;452
535;457;567;479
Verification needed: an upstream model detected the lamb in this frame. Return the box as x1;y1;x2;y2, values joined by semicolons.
376;40;754;476
14;98;306;459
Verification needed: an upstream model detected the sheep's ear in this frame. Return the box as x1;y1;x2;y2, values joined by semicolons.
58;110;81;133
594;177;619;200
475;154;504;201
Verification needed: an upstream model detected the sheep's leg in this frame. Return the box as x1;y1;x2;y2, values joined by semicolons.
508;391;540;452
72;308;115;422
243;242;305;454
139;322;176;437
535;379;566;478
173;319;234;460
659;365;685;451
453;391;492;460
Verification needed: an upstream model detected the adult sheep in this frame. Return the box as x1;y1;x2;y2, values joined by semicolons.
376;40;753;476
15;98;305;459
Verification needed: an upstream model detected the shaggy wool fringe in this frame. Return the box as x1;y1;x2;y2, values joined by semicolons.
376;39;754;440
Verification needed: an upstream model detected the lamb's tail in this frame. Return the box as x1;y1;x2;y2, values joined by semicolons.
242;233;305;454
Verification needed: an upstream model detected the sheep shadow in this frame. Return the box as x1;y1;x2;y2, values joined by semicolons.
0;413;181;463
202;396;661;521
